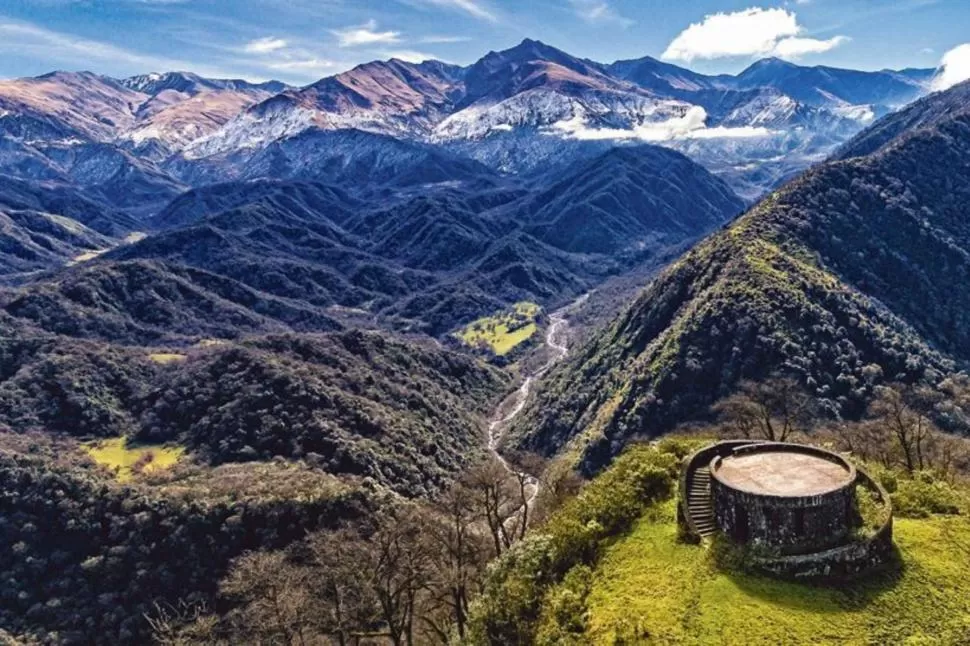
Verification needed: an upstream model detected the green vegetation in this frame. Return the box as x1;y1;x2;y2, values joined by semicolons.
83;437;184;482
137;331;508;497
0;440;377;644
583;504;970;645
0;331;507;497
148;352;187;364
515;87;970;471
468;441;688;644
455;301;541;356
471;440;970;645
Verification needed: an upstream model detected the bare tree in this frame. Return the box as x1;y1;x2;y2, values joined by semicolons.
305;528;379;646
360;508;435;646
147;600;222;646
462;459;520;557
833;419;895;467
418;485;490;643
870;385;938;473
714;375;815;442
220;551;314;646
531;459;584;527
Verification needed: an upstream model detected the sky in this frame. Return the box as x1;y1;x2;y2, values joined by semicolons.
0;0;967;86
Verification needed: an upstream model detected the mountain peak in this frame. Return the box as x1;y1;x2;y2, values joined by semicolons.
741;57;798;74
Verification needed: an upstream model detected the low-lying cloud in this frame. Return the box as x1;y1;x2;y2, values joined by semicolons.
550;106;776;142
662;7;847;62
932;43;970;92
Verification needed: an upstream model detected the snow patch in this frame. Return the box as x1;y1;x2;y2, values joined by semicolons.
432;88;689;142
549;106;776;142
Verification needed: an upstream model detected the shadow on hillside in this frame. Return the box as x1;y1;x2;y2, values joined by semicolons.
718;543;905;612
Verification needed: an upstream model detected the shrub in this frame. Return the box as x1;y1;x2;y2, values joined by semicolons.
535;565;593;645
468;444;680;644
892;471;964;517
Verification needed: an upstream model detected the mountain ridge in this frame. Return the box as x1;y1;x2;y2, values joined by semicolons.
512;78;970;472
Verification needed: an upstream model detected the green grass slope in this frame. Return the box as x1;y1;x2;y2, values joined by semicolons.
584;503;970;645
470;441;970;646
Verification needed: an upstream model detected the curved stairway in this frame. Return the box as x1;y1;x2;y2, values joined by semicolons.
687;466;717;538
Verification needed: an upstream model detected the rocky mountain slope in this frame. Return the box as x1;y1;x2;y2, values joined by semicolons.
0;41;936;207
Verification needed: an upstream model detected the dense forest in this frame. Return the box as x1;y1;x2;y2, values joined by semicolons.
0;330;506;495
0;436;377;644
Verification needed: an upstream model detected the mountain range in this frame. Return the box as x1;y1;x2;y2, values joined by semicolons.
0;30;967;646
0;40;935;214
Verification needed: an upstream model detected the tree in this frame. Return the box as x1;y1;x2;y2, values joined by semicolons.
360;508;435;646
420;482;490;642
507;453;546;541
870;384;938;473
714;375;815;442
146;601;222;646
833;418;894;467
462;459;520;558
304;528;380;646
531;458;584;527
220;551;314;646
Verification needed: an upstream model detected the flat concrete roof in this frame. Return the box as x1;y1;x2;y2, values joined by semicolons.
714;450;853;497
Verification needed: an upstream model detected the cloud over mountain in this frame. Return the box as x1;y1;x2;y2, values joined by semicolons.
662;7;847;62
550;106;776;142
933;43;970;92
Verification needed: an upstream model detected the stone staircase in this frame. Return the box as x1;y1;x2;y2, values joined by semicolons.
687;466;717;538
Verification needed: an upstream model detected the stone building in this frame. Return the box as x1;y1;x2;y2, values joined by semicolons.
679;440;894;578
710;444;856;553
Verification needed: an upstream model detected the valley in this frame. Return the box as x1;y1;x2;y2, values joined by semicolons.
0;10;969;644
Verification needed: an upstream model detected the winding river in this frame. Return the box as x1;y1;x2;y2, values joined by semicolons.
487;294;588;512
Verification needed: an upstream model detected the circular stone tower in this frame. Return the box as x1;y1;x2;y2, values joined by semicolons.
709;443;857;553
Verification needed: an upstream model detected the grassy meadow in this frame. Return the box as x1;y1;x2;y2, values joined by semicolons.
84;437;185;482
455;301;541;356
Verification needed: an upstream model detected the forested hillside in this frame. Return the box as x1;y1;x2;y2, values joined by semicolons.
0;13;965;644
515;81;970;471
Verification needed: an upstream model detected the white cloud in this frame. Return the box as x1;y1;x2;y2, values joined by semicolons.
932;43;970;92
418;35;472;44
569;0;633;27
332;20;401;48
405;0;498;23
243;37;288;54
550;106;776;142
381;49;436;64
263;57;337;75
662;7;847;62
237;39;338;81
772;35;849;59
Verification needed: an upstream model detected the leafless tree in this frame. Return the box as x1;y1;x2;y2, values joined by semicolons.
361;508;435;646
462;458;520;557
419;485;489;643
714;375;815;442
220;551;314;646
870;384;939;473
305;528;379;646
146;600;221;646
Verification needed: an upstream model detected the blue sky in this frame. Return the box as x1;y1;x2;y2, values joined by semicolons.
0;0;966;84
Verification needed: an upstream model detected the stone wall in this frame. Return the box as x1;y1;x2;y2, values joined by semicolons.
678;441;895;579
709;444;858;554
711;469;855;554
752;518;895;579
